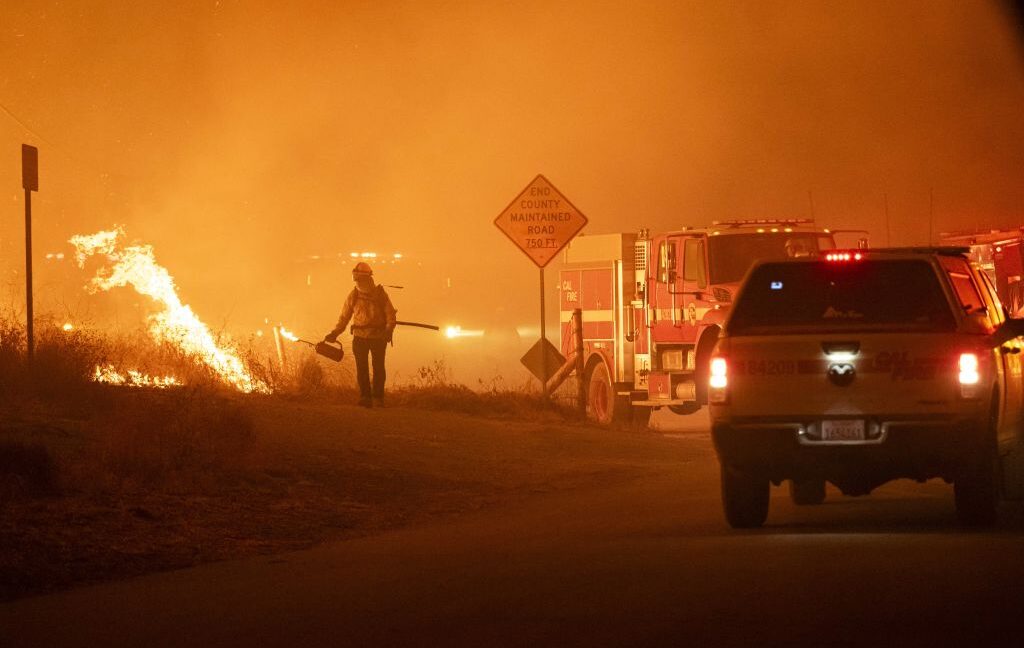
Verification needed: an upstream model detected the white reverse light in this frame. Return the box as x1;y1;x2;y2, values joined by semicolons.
959;353;980;386
709;357;728;389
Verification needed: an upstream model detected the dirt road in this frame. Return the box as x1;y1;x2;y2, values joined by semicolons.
3;408;1023;647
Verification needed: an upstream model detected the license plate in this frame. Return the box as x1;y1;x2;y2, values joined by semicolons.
821;419;865;442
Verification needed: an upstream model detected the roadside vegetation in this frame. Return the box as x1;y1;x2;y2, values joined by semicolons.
0;314;594;600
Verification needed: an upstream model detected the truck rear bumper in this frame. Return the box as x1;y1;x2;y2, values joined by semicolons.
710;415;988;494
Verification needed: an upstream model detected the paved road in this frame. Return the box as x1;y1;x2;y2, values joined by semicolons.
3;429;1023;648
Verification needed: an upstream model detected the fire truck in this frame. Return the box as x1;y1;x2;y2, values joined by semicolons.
939;228;1024;316
559;220;838;425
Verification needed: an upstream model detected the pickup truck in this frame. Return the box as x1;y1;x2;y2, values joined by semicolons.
709;247;1024;528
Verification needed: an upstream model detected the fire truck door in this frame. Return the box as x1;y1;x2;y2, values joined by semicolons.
679;236;710;347
652;238;681;341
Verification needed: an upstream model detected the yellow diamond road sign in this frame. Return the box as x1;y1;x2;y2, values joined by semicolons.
494;174;588;267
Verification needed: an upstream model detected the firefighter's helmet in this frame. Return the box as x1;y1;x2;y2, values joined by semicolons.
352;261;374;277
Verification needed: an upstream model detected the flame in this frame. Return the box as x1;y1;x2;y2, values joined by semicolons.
70;228;268;393
278;326;299;342
93;364;181;388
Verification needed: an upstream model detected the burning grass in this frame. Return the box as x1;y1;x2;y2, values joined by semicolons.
70;228;267;393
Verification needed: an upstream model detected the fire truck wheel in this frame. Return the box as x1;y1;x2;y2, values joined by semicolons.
789;478;826;505
669;402;702;416
721;464;770;529
586;361;630;425
694;327;721;405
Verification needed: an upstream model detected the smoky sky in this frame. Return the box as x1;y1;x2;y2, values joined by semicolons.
2;0;1023;380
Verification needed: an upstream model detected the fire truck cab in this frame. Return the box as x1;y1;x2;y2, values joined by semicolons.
560;220;837;425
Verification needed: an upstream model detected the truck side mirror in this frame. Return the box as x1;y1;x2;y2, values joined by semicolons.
991;318;1024;347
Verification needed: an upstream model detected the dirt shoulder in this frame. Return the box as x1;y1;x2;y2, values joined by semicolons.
0;389;705;600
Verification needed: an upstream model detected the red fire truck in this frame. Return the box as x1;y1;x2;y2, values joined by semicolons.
559;220;838;424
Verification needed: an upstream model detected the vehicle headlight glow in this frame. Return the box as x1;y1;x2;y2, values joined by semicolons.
445;326;484;339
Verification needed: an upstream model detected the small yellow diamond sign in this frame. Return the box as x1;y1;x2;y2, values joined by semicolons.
494;174;588;267
520;337;566;383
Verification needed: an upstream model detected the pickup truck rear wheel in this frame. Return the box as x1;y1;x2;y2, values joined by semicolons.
789;478;826;505
954;441;999;527
587;362;630;425
721;464;769;528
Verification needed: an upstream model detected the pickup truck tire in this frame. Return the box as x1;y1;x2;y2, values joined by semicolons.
721;464;769;528
954;440;999;527
587;361;630;425
789;478;827;505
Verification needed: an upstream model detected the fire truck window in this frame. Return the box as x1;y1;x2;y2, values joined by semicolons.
683;239;707;289
708;233;829;284
658;241;677;283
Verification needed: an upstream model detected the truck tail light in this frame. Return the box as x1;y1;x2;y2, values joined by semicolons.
958;352;980;386
708;357;728;404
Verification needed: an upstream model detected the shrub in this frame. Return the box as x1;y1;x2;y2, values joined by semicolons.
88;388;257;491
295;355;325;393
0;441;57;502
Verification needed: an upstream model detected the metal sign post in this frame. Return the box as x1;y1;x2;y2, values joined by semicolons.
494;174;587;398
21;144;38;363
539;267;546;397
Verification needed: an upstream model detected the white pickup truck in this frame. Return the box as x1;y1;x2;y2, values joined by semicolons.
709;247;1024;528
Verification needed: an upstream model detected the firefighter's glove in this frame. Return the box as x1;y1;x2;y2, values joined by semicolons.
385;328;394;345
323;333;337;344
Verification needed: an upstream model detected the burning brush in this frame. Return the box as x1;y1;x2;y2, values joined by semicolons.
70;227;268;393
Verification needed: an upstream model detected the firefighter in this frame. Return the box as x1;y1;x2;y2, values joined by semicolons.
323;261;397;407
784;238;814;258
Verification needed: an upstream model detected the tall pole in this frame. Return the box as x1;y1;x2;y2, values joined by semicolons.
928;187;934;245
540;267;548;400
24;188;33;362
574;308;585;417
884;192;891;246
21;144;38;364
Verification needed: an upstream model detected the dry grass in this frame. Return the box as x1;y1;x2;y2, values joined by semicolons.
0;314;593;600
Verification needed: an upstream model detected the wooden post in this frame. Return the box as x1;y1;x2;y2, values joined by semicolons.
24;187;34;363
574;308;585;417
272;326;287;370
